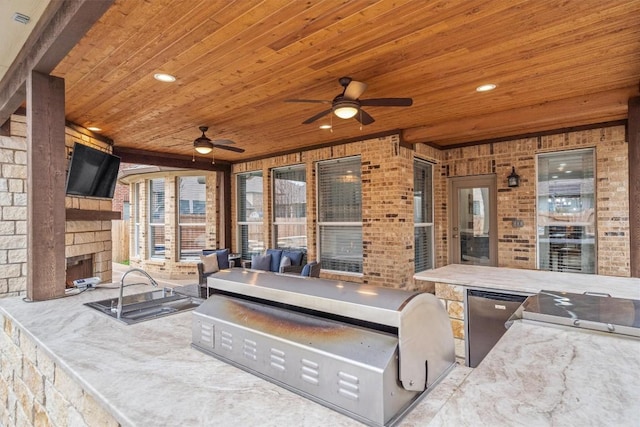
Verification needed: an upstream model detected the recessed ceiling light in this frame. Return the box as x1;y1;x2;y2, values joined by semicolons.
153;73;176;82
319;124;332;130
551;175;559;179
565;170;572;174
476;83;497;92
87;126;102;132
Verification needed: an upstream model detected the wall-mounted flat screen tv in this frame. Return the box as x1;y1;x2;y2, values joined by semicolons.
65;142;121;198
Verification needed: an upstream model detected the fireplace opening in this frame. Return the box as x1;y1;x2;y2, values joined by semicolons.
66;254;94;288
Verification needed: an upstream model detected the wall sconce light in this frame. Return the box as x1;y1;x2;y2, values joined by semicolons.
507;166;520;188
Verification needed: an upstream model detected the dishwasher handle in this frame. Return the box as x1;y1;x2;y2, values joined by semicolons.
468;289;528;303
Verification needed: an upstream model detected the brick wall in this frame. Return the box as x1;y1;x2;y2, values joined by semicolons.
231;125;630;288
439;125;629;275
0;312;118;426
126;171;220;280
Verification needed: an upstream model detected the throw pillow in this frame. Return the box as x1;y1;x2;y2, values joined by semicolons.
251;253;272;271
279;255;292;272
215;248;230;269
282;250;304;266
200;253;219;274
266;248;283;272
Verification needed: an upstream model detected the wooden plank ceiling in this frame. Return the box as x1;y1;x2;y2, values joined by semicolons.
51;0;640;163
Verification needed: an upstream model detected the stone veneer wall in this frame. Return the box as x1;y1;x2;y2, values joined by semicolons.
0;118;27;298
64;123;116;285
0;313;118;426
0;115;116;298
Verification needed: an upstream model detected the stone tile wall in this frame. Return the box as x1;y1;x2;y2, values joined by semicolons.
0;312;118;426
0;115;117;298
0;118;27;298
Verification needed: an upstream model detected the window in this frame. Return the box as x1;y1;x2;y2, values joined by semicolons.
149;179;165;258
273;166;306;251
414;159;434;272
237;172;263;260
133;183;140;258
537;149;595;273
317;157;362;273
178;176;206;260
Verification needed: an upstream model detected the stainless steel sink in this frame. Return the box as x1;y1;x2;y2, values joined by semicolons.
85;287;204;325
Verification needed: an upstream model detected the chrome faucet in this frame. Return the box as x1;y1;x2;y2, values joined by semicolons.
115;268;159;319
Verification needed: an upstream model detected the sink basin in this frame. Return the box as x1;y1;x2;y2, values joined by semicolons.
85;287;204;325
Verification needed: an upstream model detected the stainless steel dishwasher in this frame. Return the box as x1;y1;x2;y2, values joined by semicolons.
465;288;529;367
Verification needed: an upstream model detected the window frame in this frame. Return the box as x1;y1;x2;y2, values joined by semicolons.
272;165;307;252
148;178;165;259
132;182;140;258
237;171;264;260
536;148;597;274
414;158;435;272
316;156;362;275
177;176;206;261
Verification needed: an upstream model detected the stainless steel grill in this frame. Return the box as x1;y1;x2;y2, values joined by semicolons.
192;270;455;426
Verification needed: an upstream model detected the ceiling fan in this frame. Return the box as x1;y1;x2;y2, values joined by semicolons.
192;126;244;163
285;77;413;126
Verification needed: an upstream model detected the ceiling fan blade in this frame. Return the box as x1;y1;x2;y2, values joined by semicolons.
214;144;245;153
354;109;375;125
344;80;368;100
302;108;332;124
360;98;413;107
284;99;331;104
211;139;235;145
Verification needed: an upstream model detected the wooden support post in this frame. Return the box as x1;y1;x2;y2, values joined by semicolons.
629;96;640;278
27;71;66;300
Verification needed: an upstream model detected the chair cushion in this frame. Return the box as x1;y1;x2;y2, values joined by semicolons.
266;249;283;272
279;255;292;272
301;261;317;277
282;250;304;266
251;253;272;271
203;248;230;269
200;252;219;274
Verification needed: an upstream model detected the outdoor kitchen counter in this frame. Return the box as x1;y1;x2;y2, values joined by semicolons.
1;284;638;426
0;284;470;427
427;321;640;426
414;264;640;299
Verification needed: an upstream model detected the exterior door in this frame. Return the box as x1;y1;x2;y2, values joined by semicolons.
450;175;497;266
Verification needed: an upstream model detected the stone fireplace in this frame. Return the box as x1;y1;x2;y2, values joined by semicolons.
65;196;118;287
65;254;94;287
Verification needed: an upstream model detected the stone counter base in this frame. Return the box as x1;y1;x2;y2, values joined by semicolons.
0;313;118;427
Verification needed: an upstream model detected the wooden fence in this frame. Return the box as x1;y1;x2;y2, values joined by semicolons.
112;220;130;262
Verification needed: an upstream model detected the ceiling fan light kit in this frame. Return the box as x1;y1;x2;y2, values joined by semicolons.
333;100;360;119
191;126;245;163
285;77;413;126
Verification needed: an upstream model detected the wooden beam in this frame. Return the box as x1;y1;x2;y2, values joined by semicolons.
66;209;121;221
112;146;231;172
27;71;66;301
629;96;640;278
0;0;114;124
404;88;633;147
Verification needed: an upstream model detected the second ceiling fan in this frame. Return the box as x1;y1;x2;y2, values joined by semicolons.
285;77;413;125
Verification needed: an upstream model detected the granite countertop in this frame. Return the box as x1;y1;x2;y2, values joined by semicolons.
428;321;640;426
414;265;640;299
0;284;470;427
1;282;638;426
